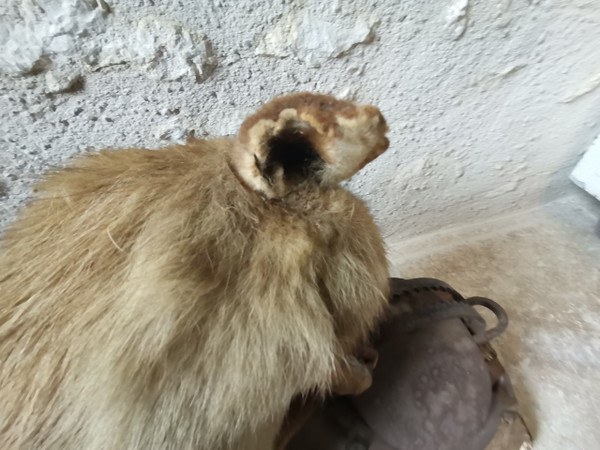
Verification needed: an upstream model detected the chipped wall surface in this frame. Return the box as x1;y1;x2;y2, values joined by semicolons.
1;0;600;239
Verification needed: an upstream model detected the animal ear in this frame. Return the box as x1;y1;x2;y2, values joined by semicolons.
235;93;389;198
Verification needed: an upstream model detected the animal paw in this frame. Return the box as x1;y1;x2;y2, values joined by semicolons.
332;345;379;396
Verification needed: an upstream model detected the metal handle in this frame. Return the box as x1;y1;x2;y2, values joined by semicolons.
463;297;509;344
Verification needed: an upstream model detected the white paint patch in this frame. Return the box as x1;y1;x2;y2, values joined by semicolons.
0;0;108;74
256;13;371;66
446;0;470;40
571;136;600;201
336;85;358;100
0;1;215;85
132;16;215;82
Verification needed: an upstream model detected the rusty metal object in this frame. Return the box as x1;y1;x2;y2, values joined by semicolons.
287;277;532;450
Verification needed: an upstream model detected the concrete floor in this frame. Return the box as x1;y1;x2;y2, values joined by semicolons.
386;192;600;450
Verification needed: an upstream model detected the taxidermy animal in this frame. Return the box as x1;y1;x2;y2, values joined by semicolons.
0;92;390;449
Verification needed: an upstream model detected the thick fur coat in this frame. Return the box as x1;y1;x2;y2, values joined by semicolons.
0;93;390;449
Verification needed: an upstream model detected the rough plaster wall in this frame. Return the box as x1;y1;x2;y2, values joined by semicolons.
1;0;600;239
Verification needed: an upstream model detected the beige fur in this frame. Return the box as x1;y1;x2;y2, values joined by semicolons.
0;93;390;449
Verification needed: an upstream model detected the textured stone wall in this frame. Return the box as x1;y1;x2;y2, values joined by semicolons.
1;0;600;238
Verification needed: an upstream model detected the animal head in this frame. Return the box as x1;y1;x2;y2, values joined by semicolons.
234;93;389;198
